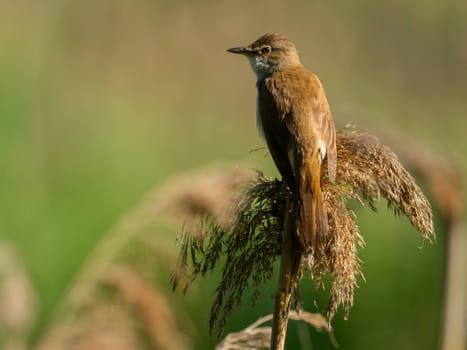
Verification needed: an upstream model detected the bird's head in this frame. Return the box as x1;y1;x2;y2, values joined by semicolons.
227;32;301;80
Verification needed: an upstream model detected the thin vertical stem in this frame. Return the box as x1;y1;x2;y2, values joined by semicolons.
270;197;302;349
441;221;466;350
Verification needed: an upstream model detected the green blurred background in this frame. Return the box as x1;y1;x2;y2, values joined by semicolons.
1;0;466;349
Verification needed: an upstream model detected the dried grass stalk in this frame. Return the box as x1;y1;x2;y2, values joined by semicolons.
215;311;334;350
0;243;37;350
172;127;434;336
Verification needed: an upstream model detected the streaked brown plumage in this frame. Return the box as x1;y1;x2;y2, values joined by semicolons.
227;33;336;251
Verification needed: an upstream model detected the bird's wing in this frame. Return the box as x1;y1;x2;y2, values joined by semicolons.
308;73;337;182
264;67;332;250
257;78;295;189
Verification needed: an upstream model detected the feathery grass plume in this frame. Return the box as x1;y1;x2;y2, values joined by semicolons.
316;127;435;320
328;128;434;239
172;174;287;337
172;127;435;336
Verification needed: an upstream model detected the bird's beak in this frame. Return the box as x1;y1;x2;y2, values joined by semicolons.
226;46;248;55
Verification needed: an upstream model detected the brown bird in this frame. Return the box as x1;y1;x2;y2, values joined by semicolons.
227;32;336;251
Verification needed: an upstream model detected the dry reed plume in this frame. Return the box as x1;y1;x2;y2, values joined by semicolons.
172;127;435;338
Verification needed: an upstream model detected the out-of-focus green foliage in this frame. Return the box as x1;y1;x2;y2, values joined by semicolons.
0;0;465;348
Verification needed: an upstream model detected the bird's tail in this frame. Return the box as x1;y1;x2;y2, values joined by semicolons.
297;154;328;251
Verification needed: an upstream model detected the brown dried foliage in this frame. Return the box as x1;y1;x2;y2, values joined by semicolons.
172;175;285;338
172;128;434;336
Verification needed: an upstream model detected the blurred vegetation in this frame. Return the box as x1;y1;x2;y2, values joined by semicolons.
0;0;465;349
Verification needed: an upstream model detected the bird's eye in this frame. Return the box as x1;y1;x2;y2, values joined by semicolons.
261;46;271;55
